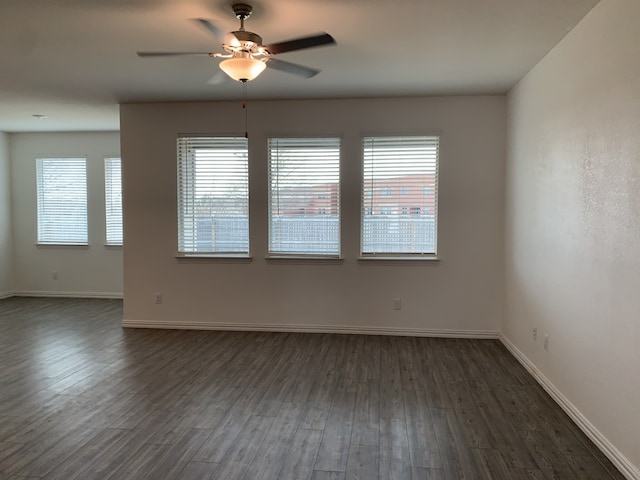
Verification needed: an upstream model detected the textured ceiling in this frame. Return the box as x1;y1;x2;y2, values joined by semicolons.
0;0;600;131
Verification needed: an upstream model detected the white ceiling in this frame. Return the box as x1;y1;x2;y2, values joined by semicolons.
0;0;600;132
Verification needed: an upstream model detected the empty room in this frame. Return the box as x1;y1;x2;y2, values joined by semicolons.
0;0;638;479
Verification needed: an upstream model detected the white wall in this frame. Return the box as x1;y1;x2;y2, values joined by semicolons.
10;132;123;297
504;0;640;475
0;132;12;297
120;95;506;335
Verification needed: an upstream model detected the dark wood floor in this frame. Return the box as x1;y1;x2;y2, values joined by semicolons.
0;297;624;480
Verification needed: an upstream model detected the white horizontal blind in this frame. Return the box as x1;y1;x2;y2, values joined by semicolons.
36;158;88;245
104;157;123;245
361;136;439;256
269;138;341;256
177;136;249;255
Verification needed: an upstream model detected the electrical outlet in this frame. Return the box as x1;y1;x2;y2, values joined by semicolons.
393;298;402;310
154;293;163;304
544;334;549;351
532;327;537;341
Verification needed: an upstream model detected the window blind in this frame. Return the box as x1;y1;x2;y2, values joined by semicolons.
177;136;249;255
268;137;341;256
104;157;123;245
361;136;439;256
36;158;88;245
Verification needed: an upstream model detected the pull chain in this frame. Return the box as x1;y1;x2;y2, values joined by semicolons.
241;80;248;138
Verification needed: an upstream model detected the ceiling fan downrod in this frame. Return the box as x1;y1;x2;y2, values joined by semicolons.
232;3;253;30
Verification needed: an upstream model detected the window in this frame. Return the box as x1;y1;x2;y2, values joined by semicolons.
36;158;88;245
177;137;249;256
380;187;393;197
268;137;340;257
104;157;123;245
361;136;439;256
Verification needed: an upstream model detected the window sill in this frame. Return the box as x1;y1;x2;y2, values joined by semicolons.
266;255;343;265
175;254;253;264
36;243;89;248
358;256;439;264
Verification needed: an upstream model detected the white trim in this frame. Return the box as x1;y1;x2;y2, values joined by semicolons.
121;319;499;339
357;256;440;263
13;290;123;299
0;291;13;300
500;334;639;480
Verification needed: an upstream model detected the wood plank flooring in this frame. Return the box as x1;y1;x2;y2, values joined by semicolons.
0;297;625;480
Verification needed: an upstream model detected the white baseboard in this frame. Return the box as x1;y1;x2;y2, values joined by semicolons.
0;291;13;300
13;290;123;299
122;318;499;339
500;334;639;480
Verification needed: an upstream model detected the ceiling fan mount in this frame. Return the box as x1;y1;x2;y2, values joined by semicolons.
231;2;253;20
137;2;337;82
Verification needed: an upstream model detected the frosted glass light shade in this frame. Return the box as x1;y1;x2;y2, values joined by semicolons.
219;57;266;82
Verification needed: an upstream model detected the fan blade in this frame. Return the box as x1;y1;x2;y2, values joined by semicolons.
264;32;335;55
265;57;320;79
192;18;224;41
137;51;213;57
207;70;228;85
192;18;238;46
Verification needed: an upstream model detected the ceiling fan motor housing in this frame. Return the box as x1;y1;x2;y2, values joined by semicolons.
232;30;263;49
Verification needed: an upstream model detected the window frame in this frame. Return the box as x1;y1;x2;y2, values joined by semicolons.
176;136;250;258
360;135;439;260
267;136;342;259
104;156;123;246
36;157;88;246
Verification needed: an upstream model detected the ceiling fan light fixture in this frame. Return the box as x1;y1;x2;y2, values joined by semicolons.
219;57;266;82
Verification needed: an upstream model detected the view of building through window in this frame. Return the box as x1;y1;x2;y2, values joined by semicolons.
362;174;436;216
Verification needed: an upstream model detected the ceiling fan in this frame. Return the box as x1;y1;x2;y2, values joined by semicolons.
137;3;336;83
